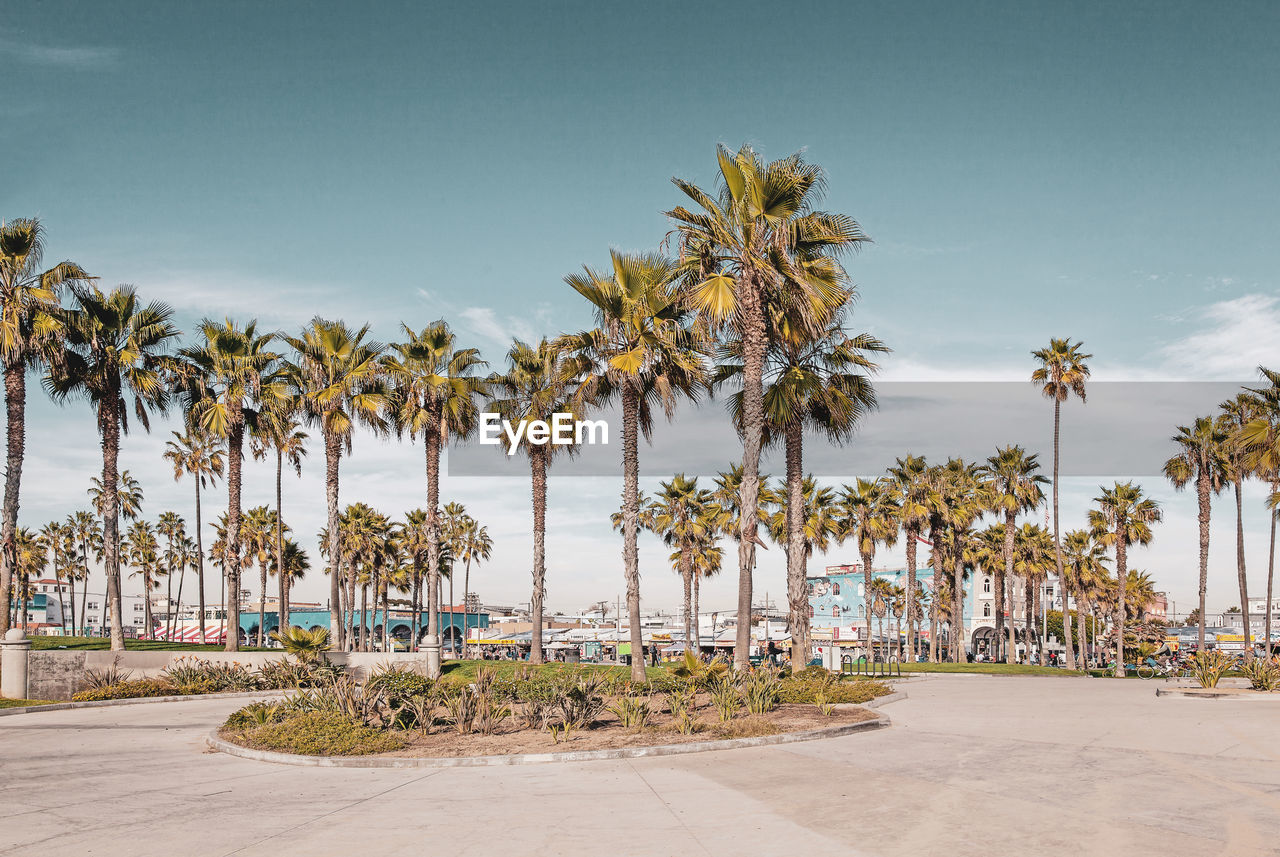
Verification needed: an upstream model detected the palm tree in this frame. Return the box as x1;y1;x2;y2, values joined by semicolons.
1219;393;1260;661
487;338;574;664
39;521;72;634
46;285;179;650
839;478;901;651
763;474;840;661
171;534;199;638
926;460;990;661
1239;366;1280;654
285;319;387;650
162;429;223;643
156;512;186;640
455;515;492;658
251;400;306;634
400;508;430;649
720;312;885;666
1012;523;1054;664
668;144;867;668
0;218;92;637
559;249;705;683
175;318;283;652
265;537;310;617
867;576;896;657
12;527;47;631
1162;416;1228;652
986;446;1048;664
123;521;160;637
240;505;278;646
1062;529;1110;663
1089;482;1161;677
382;320;485;671
888;455;930;662
1031;337;1091;670
440;502;470;655
649;474;721;652
66;511;101;635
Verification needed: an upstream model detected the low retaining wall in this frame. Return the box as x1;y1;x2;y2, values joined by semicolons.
10;648;432;701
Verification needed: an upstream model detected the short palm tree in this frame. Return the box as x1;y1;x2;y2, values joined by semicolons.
440;502;472;653
1218;393;1260;661
487;338;574;664
763;474;840;661
455;515;492;658
1162;416;1228;651
284;319;387;649
839;478;901;649
0;218;91;637
888;454;930;661
251;398;306;633
66;510;102;635
986;445;1047;664
649;474;721;652
39;521;73;634
668;144;867;667
400;508;430;648
123;521;160;637
382;320;485;669
162;429;223;643
46;285;179;650
1062;529;1111;661
1089;482;1161;677
1012;523;1055;664
156;511;186;640
559;249;705;682
1031;337;1090;669
926;460;990;661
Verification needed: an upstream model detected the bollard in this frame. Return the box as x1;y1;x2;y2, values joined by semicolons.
421;634;441;679
1;628;32;700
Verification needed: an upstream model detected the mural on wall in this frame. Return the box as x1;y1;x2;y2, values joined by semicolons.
807;566;937;628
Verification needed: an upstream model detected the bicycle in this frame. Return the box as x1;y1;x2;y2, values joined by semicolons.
1136;659;1184;681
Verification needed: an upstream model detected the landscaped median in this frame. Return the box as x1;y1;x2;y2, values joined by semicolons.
210;658;899;766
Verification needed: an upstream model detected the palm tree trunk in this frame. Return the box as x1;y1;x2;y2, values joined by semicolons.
410;560;421;650
79;556;89;635
447;568;455;656
257;556;267;647
324;433;343;648
1114;528;1128;678
861;548;874;655
462;556;472;658
1196;473;1211;652
195;480;206;644
359;584;368;652
529;445;548;665
382;580;390;652
693;566;701;658
101;395;126;652
952;556;965;663
1024;579;1034;664
1233;479;1252;662
224;417;245;653
1267;480;1277;657
682;555;694;657
68;569;77;637
0;360;27;638
1003;513;1016;664
175;561;185;641
165;556;174;641
276;449;288;635
1051;398;1077;669
424;419;442;670
905;528;918;661
620;385;646;682
734;276;767;670
142;573;153;638
784;422;809;667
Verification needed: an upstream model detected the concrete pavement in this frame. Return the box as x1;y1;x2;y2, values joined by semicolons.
2;675;1277;856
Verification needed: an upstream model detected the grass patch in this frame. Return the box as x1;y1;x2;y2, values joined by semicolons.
779;678;893;704
0;698;56;708
30;636;272;652
440;660;670;683
715;716;782;739
893;662;1083;676
229;711;405;756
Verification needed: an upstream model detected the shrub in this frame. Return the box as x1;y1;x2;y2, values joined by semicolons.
365;663;435;704
257;657;341;689
777;677;892;705
162;657;261;693
234;711;404;756
1239;657;1280;691
1189;650;1234;689
709;676;740;723
738;668;782;715
671;651;729;689
607;691;652;731
268;626;331;664
224;701;285;729
72;678;177;701
83;659;132;690
558;674;608;729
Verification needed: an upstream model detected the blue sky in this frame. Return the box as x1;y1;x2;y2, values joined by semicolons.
5;2;1280;616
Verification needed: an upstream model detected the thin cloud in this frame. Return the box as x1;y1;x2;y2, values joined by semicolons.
0;36;120;69
1159;293;1280;379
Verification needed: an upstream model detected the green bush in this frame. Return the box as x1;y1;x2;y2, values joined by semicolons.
365;664;435;703
1239;657;1280;691
233;711;404;756
777;677;892;705
72;678;178;701
224;701;286;729
162;657;262;693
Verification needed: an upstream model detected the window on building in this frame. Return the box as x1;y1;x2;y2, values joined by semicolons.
87;601;99;610
133;603;143;611
832;583;840;595
983;577;991;593
983;604;991;617
832;606;839;618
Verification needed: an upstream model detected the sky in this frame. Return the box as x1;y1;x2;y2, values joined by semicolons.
5;1;1280;619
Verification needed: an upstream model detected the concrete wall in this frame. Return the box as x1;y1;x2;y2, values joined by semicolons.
22;650;435;701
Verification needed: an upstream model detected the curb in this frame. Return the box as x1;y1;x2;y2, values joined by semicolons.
206;692;905;768
1155;687;1280;701
0;689;287;718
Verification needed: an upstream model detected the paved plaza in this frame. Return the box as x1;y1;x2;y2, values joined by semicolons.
2;675;1278;856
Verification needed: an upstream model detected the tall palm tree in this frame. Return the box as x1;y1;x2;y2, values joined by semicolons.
927;460;990;661
66;511;101;635
986;446;1048;664
1219;393;1259;661
487;338;574;664
251;400;306;633
720;312;885;665
155;512;186;640
839;478;901;651
668;144;867;668
240;505;278;646
0;218;92;637
400;508;430;649
1062;529;1111;663
285;319;387;649
39;521;72;634
1031;337;1091;670
888;455;930;662
382;320;485;670
171;534;199;637
440;502;471;655
162;429;223;643
46;285;179;650
1089;482;1161;677
1239;366;1280;653
649;474;721;652
763;475;839;661
455;514;492;657
1012;523;1054;664
123;521;160;638
175;319;283;652
1162;416;1228;651
559;249;705;682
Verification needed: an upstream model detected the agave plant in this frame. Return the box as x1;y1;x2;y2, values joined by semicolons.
1188;650;1235;689
270;626;331;664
